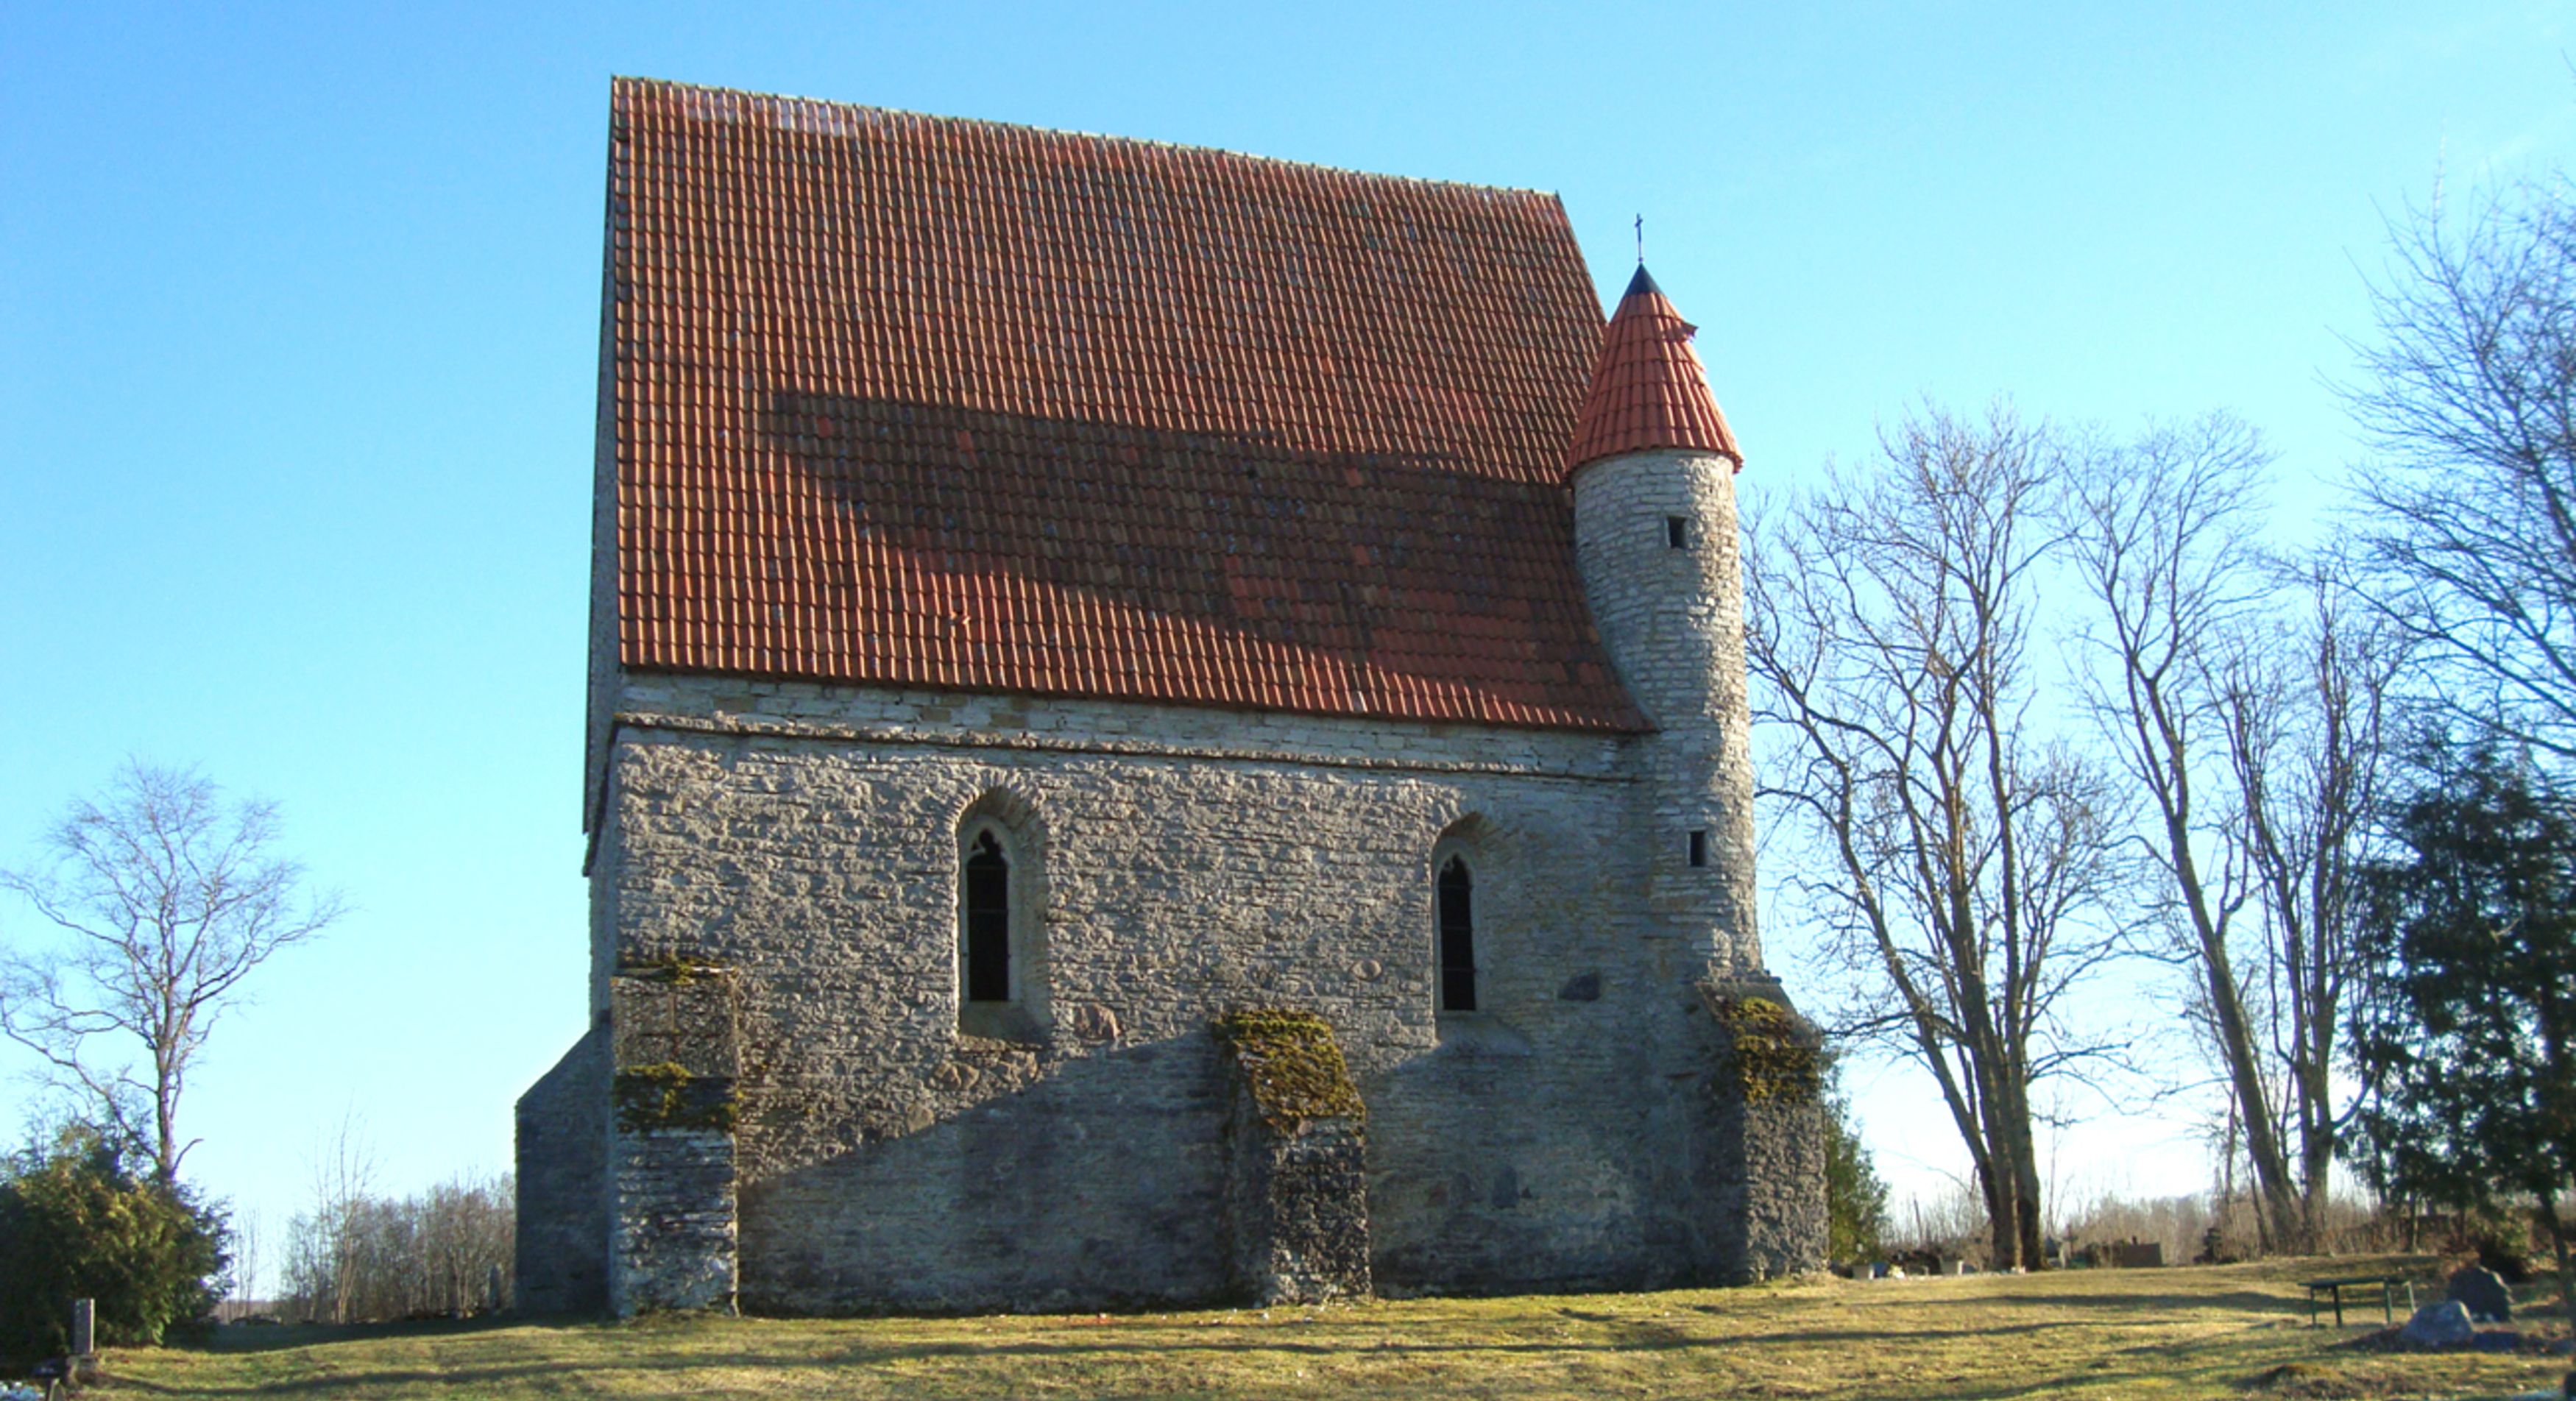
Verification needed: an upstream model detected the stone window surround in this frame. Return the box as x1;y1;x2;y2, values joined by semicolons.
1429;815;1510;1042
955;792;1051;1043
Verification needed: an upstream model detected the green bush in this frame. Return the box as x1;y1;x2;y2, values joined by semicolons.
0;1126;226;1366
1823;1079;1889;1267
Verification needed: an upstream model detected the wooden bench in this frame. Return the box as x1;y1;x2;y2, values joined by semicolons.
2302;1274;2417;1327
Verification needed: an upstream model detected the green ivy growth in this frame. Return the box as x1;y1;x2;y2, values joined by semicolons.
613;1061;740;1134
1214;1008;1366;1129
1713;996;1822;1104
617;951;723;985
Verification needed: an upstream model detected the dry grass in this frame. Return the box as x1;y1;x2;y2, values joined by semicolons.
77;1255;2573;1400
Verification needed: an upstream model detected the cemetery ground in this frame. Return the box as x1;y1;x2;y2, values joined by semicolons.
79;1256;2572;1400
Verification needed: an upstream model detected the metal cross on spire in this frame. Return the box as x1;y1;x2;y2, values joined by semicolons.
1635;213;1644;266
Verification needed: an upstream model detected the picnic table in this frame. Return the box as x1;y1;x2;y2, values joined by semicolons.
2302;1274;2418;1327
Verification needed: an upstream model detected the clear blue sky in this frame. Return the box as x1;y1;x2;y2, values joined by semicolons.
4;1;2572;1267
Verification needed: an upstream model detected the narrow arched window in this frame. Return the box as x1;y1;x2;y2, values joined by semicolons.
1437;856;1476;1012
963;829;1011;1003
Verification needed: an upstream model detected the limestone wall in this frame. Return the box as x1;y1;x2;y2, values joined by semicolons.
1572;447;1763;974
514;1026;609;1315
606;964;741;1314
584;675;1767;1309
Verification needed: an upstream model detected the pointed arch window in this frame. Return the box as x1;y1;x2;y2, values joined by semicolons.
956;797;1050;1042
963;829;1012;1003
1437;855;1477;1012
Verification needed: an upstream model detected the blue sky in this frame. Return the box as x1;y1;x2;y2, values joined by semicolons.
4;1;2572;1272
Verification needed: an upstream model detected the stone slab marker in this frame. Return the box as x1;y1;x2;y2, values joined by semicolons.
1216;1009;1371;1304
609;959;741;1315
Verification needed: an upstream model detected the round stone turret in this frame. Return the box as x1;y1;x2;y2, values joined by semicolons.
1567;265;1761;971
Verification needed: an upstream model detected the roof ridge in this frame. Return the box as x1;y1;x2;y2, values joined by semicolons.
610;75;1571;204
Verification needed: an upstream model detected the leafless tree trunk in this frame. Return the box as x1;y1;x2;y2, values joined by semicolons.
291;1110;379;1324
1748;402;2130;1271
2064;415;2303;1250
2341;176;2576;766
280;1116;513;1323
0;761;344;1182
230;1207;266;1313
2067;420;2407;1255
2220;559;2405;1247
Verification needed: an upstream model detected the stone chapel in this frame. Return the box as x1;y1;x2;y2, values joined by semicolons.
516;77;1826;1316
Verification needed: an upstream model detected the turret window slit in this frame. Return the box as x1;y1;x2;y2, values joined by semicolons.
1688;829;1708;868
1666;515;1692;549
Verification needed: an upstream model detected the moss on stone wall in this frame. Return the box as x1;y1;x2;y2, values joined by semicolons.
1214;1008;1366;1129
618;952;724;985
1712;996;1822;1104
614;1061;740;1134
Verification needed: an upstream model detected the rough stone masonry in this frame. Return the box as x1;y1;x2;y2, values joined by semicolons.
516;81;1825;1316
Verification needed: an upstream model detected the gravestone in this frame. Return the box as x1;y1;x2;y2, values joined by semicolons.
2399;1300;2475;1349
2448;1264;2513;1323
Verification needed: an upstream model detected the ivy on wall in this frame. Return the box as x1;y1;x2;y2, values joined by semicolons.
1711;995;1822;1104
618;951;723;985
1214;1008;1366;1129
613;1061;740;1134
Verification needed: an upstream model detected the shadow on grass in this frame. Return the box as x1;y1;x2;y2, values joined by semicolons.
110;1319;2311;1401
192;1317;527;1356
118;1280;2471;1401
1742;1289;2309;1317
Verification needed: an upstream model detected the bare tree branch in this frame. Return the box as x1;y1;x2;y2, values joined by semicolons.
2341;176;2576;764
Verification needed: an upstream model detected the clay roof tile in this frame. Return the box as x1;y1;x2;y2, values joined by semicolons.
606;78;1645;731
1564;264;1739;474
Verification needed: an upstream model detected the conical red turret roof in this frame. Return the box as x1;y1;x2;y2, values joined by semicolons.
1564;265;1741;475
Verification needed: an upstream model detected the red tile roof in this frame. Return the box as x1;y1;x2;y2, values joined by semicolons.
1565;266;1741;473
605;79;1643;731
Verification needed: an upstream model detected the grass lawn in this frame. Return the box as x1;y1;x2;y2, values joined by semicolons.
77;1256;2573;1400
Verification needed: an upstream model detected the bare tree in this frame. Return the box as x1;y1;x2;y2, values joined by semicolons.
1748;402;2131;1271
284;1110;378;1324
2063;415;2301;1249
0;761;345;1182
2222;559;2405;1246
2067;419;2407;1253
2342;176;2576;766
279;1115;514;1323
229;1206;267;1314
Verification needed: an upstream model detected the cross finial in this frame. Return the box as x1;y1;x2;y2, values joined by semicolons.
1635;213;1644;266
